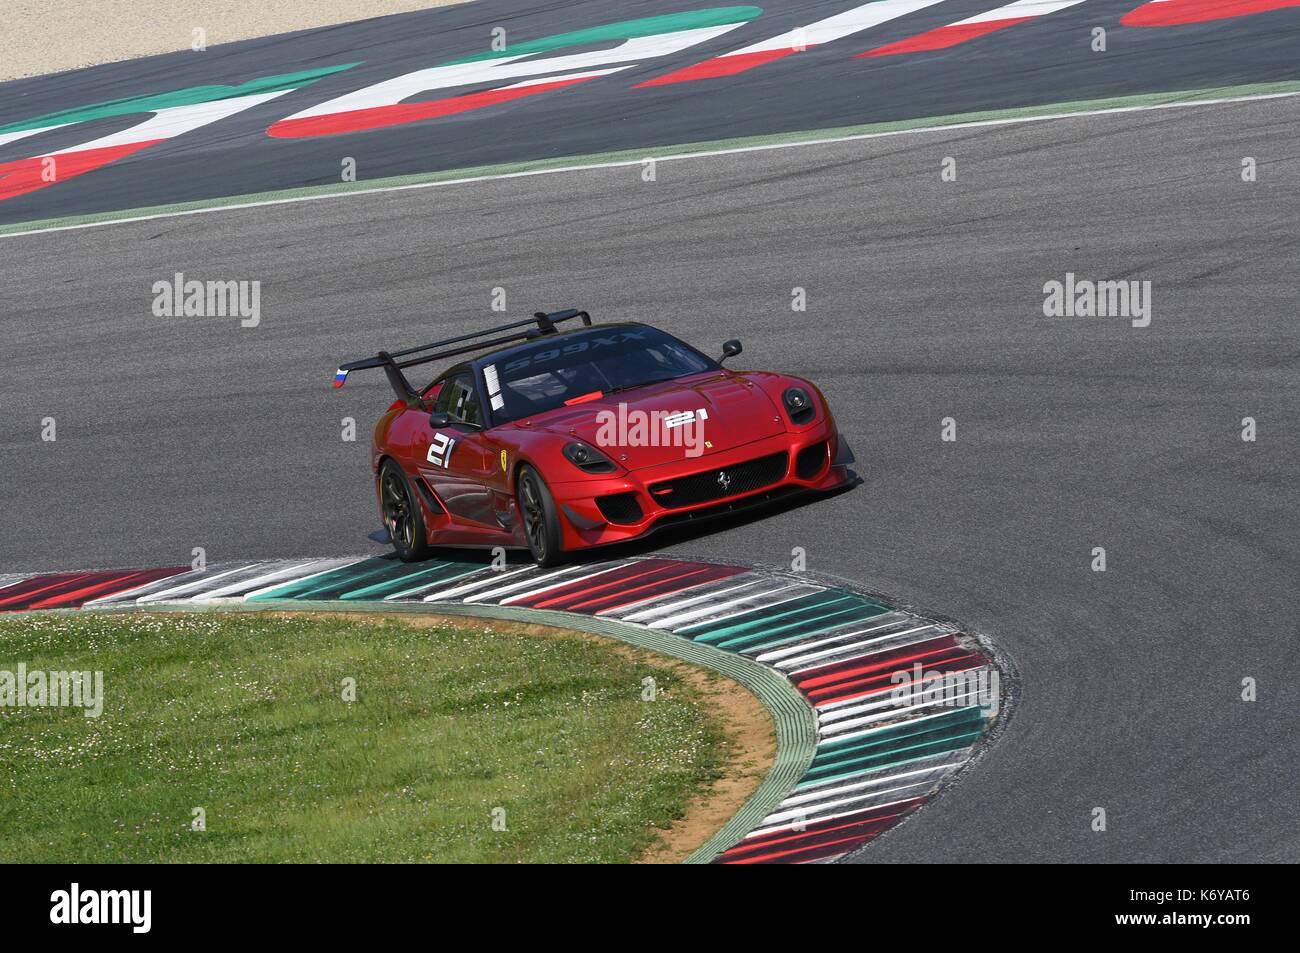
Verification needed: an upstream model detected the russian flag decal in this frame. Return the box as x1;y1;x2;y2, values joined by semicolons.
332;368;348;388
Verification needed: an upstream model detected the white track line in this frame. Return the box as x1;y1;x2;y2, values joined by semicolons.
4;89;1294;240
615;574;772;622
759;793;927;829
717;0;950;56
958;0;1086;26
656;583;823;631
593;570;760;618
778;772;945;811
495;563;632;605
819;689;988;736
748;786;950;839
753;611;914;661
112;564;252;604
193;558;362;601
239;558;370;600
772;628;944;672
767;780;942;823
457;562;628;604
413;566;534;602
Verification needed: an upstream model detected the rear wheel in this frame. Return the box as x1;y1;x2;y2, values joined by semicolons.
517;465;564;567
379;459;432;562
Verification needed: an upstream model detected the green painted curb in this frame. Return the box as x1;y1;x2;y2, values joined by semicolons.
446;7;762;65
128;597;819;865
3;79;1297;237
0;64;359;135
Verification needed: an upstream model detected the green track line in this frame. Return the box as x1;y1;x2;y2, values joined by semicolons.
0;65;359;134
795;738;977;790
813;706;985;755
445;7;762;65
347;563;485;601
716;602;889;651
3;80;1298;238
797;733;984;787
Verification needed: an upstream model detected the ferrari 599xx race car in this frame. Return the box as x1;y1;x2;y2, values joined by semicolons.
334;309;854;566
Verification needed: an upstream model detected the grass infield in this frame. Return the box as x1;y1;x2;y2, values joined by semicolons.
0;612;735;863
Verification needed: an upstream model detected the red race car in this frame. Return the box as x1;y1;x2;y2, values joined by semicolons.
333;310;854;566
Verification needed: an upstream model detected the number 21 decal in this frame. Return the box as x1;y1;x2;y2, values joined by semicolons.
427;432;457;468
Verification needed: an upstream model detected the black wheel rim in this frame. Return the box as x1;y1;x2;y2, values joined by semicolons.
381;470;415;550
519;473;547;559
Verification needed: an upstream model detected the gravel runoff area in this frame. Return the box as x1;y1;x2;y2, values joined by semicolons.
1;0;469;81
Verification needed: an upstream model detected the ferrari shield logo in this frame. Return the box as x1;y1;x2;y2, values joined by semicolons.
500;450;508;472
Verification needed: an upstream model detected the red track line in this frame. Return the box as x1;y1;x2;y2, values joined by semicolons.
722;819;899;860
0;568;187;611
518;561;674;608
0;141;160;202
0;573;88;610
514;560;699;609
719;825;905;864
558;565;743;613
267;77;594;139
793;637;963;688
856;18;1033;58
811;655;987;707
28;568;187;610
634;48;803;88
1122;0;1300;26
798;644;974;694
724;807;917;856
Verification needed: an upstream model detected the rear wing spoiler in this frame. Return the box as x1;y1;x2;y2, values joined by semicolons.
332;308;592;403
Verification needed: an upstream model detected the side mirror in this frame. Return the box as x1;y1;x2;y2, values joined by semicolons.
720;339;743;363
429;411;451;428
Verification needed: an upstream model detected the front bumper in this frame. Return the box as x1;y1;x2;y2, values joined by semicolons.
548;423;853;551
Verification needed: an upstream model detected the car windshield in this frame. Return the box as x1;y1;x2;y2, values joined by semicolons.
483;325;718;425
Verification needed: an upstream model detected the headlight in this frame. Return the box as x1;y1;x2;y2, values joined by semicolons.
563;441;618;474
782;386;815;425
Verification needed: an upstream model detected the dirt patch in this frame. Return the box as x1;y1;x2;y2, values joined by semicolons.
264;609;776;863
2;1;469;82
634;654;776;864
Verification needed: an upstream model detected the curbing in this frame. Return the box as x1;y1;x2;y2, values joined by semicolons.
1;553;1006;863
2;80;1298;239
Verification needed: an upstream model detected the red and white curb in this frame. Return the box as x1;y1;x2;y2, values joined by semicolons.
0;554;1007;863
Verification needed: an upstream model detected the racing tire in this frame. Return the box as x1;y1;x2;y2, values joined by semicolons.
379;459;433;562
517;465;564;567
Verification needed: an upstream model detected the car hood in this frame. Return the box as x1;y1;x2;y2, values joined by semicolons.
525;372;785;471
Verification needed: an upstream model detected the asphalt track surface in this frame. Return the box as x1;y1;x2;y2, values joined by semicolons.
3;0;1300;224
4;89;1298;861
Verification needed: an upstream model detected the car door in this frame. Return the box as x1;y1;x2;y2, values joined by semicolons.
417;369;498;527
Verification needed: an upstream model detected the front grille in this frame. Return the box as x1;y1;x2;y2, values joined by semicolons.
653;485;801;529
596;492;643;525
648;451;788;509
795;441;829;479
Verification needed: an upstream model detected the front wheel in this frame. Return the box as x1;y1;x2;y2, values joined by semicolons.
379;459;432;562
516;465;564;567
